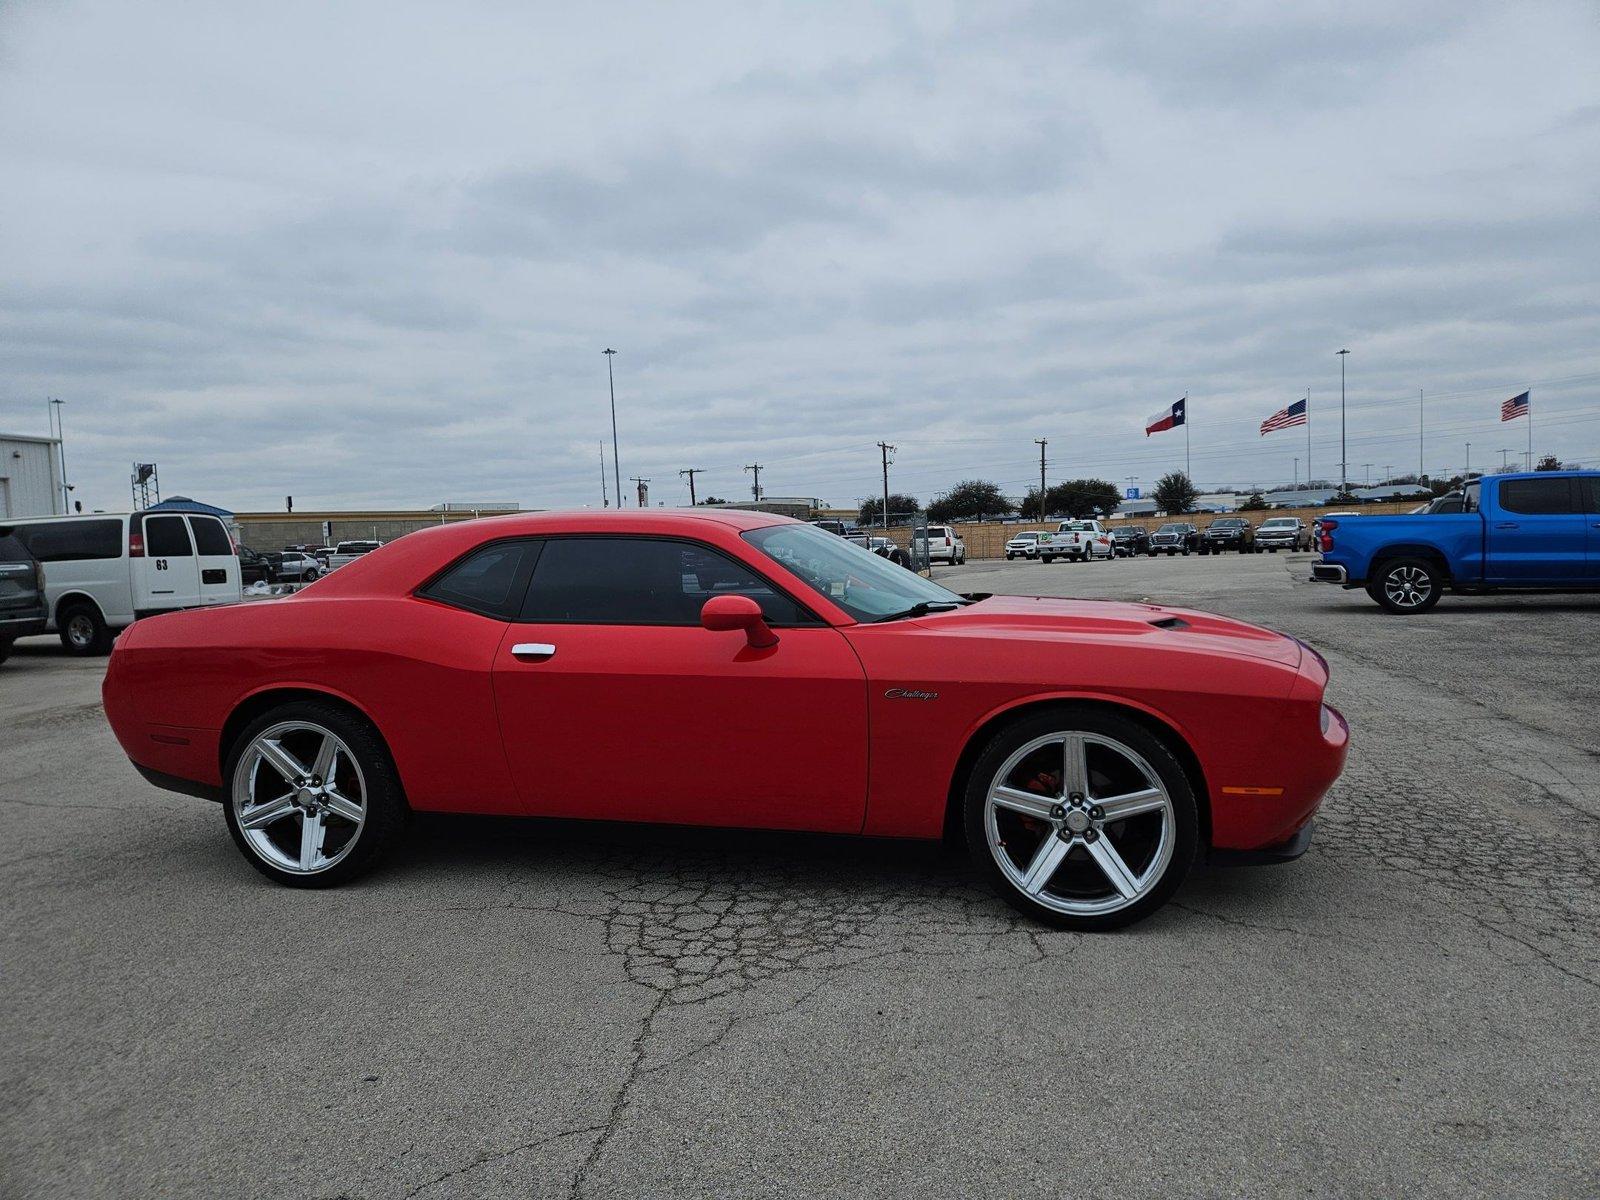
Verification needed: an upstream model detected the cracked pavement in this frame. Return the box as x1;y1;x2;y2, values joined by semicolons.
2;552;1596;1197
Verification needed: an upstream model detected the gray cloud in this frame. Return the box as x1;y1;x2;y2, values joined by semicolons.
0;0;1596;514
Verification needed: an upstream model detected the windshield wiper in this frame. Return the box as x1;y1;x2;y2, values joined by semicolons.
874;600;969;623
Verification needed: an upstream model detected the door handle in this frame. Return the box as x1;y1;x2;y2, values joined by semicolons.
510;642;556;659
1494;522;1519;530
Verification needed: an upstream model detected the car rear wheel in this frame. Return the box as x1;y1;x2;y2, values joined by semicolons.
1368;557;1443;614
58;603;113;656
223;702;409;887
964;708;1197;930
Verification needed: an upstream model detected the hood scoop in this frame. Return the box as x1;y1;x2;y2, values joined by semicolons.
1148;616;1189;630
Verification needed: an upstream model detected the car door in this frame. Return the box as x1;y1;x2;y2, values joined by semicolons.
1485;477;1587;584
186;515;242;605
135;514;202;614
491;535;869;833
1584;477;1600;578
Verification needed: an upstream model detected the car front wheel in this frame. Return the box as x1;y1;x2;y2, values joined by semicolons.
1368;558;1444;614
223;701;410;887
964;708;1197;930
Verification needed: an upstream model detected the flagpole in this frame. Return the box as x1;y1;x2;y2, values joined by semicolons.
1419;388;1424;480
1527;390;1533;470
1306;389;1312;485
1185;397;1191;480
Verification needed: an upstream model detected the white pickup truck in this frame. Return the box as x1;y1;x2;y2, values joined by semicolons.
1038;520;1114;563
327;540;383;570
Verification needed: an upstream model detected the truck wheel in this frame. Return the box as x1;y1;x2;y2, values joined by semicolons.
1368;558;1443;614
58;603;114;656
1181;548;1189;557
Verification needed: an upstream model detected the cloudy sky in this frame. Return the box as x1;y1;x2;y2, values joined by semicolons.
2;1;1597;514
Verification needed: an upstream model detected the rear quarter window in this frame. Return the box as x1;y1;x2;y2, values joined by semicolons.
17;519;124;562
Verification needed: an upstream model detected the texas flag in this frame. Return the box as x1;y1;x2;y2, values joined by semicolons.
1145;396;1186;436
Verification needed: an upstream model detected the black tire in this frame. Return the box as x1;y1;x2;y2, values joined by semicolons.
962;707;1198;931
1181;548;1189;556
1367;557;1444;615
0;637;12;666
222;700;410;888
58;602;113;656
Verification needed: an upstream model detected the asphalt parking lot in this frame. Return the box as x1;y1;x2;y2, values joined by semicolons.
3;552;1596;1199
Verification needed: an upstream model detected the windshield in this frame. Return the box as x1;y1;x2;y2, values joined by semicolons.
1262;518;1296;527
1213;519;1246;528
1156;524;1184;533
744;523;963;622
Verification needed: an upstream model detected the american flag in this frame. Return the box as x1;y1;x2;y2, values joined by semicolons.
1260;397;1308;435
1500;391;1530;421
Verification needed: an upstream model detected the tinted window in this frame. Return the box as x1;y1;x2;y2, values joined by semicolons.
1499;478;1576;515
1585;478;1600;513
0;533;32;563
422;541;534;618
189;517;234;555
521;537;810;626
145;515;193;557
18;519;123;562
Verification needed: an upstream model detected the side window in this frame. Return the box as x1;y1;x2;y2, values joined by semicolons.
1499;478;1576;515
189;517;234;555
1462;483;1480;513
520;537;811;626
18;519;123;562
144;516;193;557
420;541;536;618
1586;478;1600;513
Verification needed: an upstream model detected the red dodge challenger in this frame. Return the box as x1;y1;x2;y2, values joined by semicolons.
102;510;1348;930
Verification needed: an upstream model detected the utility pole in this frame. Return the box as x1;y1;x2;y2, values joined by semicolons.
603;349;622;509
1293;457;1299;488
679;468;704;506
1465;442;1471;475
1499;448;1510;471
1034;438;1048;523
876;442;895;528
629;476;650;508
744;463;763;502
1337;349;1350;492
1363;463;1373;486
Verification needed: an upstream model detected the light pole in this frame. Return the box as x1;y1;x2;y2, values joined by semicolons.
603;348;621;509
49;397;70;513
1336;349;1350;492
1465;442;1471;475
1293;457;1299;488
877;442;895;528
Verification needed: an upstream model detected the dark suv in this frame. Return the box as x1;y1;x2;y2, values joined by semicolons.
1111;526;1151;557
1201;517;1256;554
1149;522;1200;556
0;526;48;666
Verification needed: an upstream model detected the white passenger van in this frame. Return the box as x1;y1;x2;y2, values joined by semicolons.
7;511;244;654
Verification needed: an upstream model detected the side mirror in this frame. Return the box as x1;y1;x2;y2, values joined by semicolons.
700;594;778;648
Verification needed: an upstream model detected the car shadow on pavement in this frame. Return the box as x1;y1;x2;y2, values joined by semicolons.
386;811;1300;934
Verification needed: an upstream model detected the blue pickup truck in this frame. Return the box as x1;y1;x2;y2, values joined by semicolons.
1311;471;1600;613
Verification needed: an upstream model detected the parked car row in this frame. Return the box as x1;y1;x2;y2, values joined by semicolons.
997;517;1317;562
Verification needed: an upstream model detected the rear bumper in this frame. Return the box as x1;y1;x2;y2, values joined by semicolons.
0;615;47;639
1310;563;1348;584
133;761;223;802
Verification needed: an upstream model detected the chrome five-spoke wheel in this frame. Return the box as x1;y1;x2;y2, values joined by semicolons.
232;721;367;874
965;710;1197;929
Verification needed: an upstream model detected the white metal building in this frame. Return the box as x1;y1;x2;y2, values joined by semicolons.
0;433;65;519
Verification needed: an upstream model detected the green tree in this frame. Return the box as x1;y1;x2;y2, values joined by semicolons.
1535;454;1562;471
1153;472;1198;515
1240;492;1270;510
1055;478;1122;518
925;479;1014;525
858;493;921;526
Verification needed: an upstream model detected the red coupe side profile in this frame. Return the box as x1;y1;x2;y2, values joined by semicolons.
103;510;1348;929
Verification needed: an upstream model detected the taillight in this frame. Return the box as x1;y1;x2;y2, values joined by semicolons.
1319;519;1337;553
128;525;145;558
